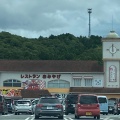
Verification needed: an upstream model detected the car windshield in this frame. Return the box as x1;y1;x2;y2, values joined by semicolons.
98;97;107;103
66;94;78;104
39;98;60;103
108;100;115;106
13;100;18;105
34;99;39;104
80;95;98;104
5;99;12;104
17;101;30;105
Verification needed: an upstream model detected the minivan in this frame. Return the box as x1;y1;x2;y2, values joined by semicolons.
97;96;108;115
0;95;8;115
65;93;78;115
75;94;100;119
108;98;120;115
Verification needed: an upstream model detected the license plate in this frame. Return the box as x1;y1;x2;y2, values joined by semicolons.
47;106;52;109
109;108;112;110
86;112;92;115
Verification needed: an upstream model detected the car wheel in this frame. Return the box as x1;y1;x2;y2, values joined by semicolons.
15;112;17;115
75;114;79;119
35;115;39;119
2;111;5;115
58;115;63;119
97;115;100;119
106;112;108;115
65;112;68;115
30;112;33;115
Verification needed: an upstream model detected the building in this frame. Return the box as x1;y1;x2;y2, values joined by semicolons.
0;31;120;98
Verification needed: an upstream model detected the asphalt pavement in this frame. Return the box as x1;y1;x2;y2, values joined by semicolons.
0;113;120;120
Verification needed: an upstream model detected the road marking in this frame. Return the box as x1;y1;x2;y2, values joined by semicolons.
103;117;111;120
30;117;34;120
64;118;68;120
25;117;30;120
68;118;74;120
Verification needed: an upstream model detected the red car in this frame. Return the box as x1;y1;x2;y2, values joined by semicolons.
75;94;100;119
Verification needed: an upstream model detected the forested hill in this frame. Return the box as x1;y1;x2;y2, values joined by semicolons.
0;31;102;63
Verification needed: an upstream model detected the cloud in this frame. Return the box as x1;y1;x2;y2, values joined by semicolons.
0;0;120;38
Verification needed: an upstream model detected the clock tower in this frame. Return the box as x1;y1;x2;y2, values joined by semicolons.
102;31;120;88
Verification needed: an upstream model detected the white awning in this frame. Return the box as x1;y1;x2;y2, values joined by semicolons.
73;76;82;79
84;76;93;79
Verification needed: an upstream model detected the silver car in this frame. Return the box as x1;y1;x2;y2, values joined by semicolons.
35;97;64;119
14;99;33;115
32;98;39;113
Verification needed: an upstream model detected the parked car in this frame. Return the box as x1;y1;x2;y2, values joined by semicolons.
75;94;100;119
32;98;39;113
34;96;64;119
97;96;108;115
12;100;18;113
5;97;13;113
109;98;120;115
61;99;65;112
14;99;33;115
0;95;8;115
65;93;78;115
108;100;115;114
5;96;22;113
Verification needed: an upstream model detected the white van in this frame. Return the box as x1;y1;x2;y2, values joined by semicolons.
97;96;108;115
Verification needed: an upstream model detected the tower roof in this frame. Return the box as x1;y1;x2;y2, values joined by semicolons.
106;31;119;38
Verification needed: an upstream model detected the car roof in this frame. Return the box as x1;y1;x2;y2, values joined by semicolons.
97;95;107;98
17;99;31;101
40;97;58;99
78;94;97;96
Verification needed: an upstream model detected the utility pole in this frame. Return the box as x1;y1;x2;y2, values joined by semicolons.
88;8;92;38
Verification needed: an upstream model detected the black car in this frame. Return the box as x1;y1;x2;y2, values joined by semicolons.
34;97;64;119
108;98;120;115
108;100;115;114
0;95;8;115
65;93;78;115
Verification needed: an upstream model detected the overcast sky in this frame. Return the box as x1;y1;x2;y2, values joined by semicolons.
0;0;120;38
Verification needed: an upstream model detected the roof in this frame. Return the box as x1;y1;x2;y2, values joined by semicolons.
0;60;103;72
69;87;120;94
106;31;119;38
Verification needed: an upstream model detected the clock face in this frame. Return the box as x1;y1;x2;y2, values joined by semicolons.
109;46;117;54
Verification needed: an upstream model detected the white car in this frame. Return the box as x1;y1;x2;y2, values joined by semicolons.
14;99;33;115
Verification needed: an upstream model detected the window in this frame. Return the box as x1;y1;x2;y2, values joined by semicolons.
39;98;60;103
80;95;98;104
74;79;81;86
85;79;92;86
3;79;21;87
48;80;70;88
98;97;107;103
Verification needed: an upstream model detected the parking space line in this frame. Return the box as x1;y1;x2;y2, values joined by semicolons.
64;118;68;120
25;117;30;120
68;118;74;120
30;117;34;120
